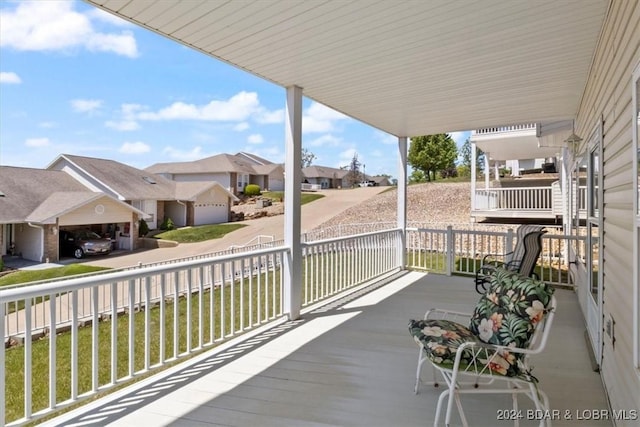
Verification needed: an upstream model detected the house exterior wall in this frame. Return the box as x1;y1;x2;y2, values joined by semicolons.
164;201;186;227
0;225;4;256
58;198;132;226
574;0;640;418
15;224;43;262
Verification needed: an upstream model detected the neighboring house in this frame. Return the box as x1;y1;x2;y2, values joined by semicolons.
146;152;284;195
0;166;144;262
302;165;349;189
371;175;392;186
48;154;238;230
235;152;285;191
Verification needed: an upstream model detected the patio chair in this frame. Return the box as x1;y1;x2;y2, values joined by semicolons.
474;225;546;293
409;267;556;427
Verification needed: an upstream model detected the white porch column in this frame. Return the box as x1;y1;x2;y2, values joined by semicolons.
471;141;477;211
284;85;303;320
484;152;490;189
397;136;408;268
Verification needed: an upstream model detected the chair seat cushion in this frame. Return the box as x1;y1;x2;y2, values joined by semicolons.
409;318;530;377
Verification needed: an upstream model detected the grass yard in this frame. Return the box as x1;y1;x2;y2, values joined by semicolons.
262;191;324;205
154;223;247;243
0;265;110;287
4;269;282;424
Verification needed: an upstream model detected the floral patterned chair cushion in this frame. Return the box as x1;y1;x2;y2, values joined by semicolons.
409;267;555;378
468;267;554;349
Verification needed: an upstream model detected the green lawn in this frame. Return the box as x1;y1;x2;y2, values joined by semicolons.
4;271;282;423
154;223;247;243
262;191;324;205
0;265;110;287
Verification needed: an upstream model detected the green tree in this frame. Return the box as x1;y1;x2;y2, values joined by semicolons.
459;137;485;178
408;134;458;181
409;169;426;183
301;148;316;168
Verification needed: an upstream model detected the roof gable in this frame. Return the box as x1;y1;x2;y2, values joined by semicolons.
52;154;176;200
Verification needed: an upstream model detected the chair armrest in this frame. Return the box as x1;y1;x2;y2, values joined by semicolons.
424;308;472;323
482;250;513;264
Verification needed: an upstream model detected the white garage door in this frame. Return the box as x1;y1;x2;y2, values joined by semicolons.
194;202;228;225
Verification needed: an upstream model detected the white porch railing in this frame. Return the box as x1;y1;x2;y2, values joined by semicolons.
473;185;588;217
302;229;403;306
472;123;537;135
406;226;586;286
474;186;553;211
1;226;582;425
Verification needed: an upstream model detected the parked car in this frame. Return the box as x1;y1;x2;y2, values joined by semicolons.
59;229;111;259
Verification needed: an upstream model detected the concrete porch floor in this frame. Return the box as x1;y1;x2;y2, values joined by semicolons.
41;272;610;427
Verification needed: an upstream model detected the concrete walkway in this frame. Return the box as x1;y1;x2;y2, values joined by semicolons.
86;186;387;269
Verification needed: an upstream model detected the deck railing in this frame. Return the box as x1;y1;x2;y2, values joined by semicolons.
472;123;537;135
473;185;588;216
406;226;585;286
1;226;581;425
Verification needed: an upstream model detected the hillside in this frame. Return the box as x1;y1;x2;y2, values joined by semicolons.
314;181;475;230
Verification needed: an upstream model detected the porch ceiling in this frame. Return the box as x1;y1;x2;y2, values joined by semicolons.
88;0;609;137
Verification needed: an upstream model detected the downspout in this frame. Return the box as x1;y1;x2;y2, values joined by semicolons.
27;222;45;262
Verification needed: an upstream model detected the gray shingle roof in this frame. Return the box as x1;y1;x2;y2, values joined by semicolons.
59;154;177;200
0;167;88;223
146;153;262;175
302;165;348;179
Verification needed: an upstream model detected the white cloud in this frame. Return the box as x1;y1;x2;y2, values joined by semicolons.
255;108;284;124
247;134;264;144
25;137;50;147
119;141;150;154
87;8;133;27
162;146;204;161
0;1;138;57
139;91;260;122
303;102;351;134
38;121;57;128
234;122;250;131
0;71;21;84
105;103;143;130
307;134;342;147
71;98;103;114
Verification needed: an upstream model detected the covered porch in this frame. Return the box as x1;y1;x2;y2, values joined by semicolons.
41;272;608;427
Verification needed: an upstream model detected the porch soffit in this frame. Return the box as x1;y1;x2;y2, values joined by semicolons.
88;0;609;137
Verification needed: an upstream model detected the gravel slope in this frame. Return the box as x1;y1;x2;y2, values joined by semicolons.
315;181;475;230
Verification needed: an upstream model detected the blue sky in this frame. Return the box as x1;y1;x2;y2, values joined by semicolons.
0;0;470;177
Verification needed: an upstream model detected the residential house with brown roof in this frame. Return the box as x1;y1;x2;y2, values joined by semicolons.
0;166;145;262
48;154;239;230
146;152;285;195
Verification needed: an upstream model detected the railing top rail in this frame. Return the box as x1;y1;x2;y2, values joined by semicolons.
475;186;554;191
302;227;401;246
0;245;290;303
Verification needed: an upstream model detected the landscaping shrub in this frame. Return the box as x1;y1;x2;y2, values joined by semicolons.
244;184;261;196
138;218;149;237
160;217;175;231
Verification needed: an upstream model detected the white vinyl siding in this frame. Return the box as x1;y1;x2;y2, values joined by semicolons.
633;62;640;373
574;0;640;416
58;198;133;226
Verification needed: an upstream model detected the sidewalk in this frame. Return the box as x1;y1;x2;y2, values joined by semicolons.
85;186;387;269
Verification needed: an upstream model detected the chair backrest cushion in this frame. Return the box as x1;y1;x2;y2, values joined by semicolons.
469;266;554;349
511;224;544;263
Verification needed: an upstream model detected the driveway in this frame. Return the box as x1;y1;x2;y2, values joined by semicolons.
86;186;387;269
